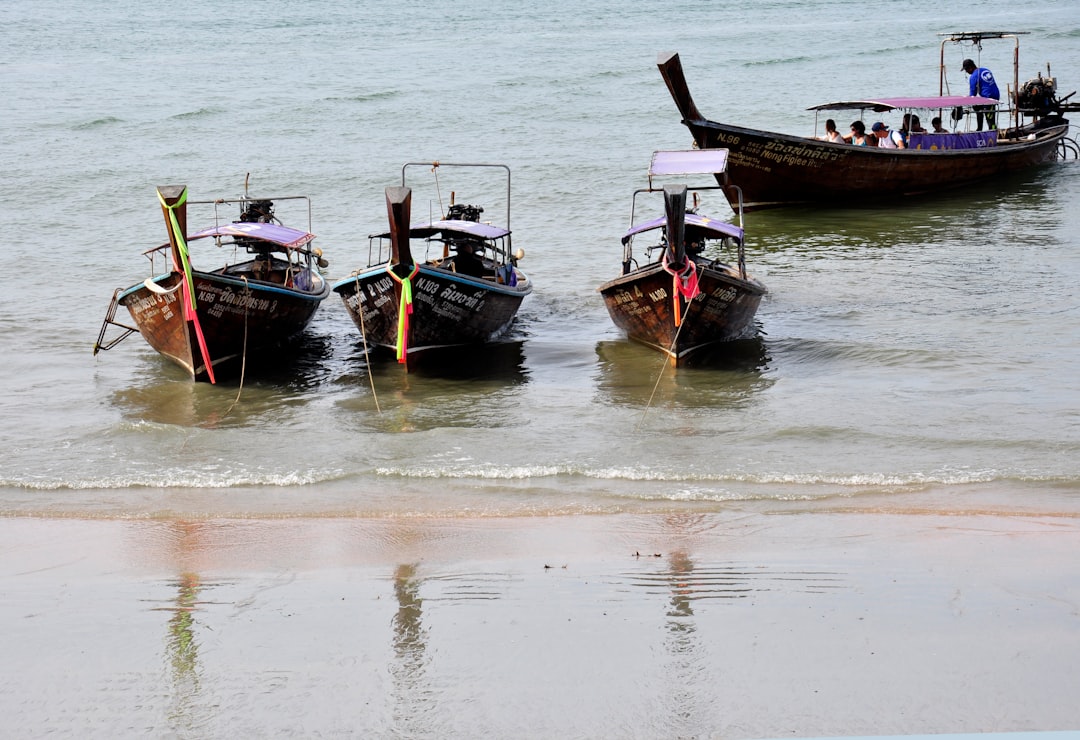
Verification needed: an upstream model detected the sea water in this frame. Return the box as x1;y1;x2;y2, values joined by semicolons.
3;1;1080;514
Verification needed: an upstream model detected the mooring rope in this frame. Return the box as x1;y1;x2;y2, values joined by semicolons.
636;263;701;431
218;276;250;421
355;275;381;414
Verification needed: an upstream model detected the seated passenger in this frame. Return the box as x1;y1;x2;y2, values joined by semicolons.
819;118;844;143
453;242;486;277
871;121;906;149
846;120;870;146
910;114;927;133
931;116;948;133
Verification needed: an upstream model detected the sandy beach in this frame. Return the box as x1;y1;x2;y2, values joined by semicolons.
3;506;1078;738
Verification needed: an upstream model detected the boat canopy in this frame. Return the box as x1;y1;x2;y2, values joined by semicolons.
807;95;999;112
622;212;743;245
649;149;729;177
371;219;510;241
189;222;316;249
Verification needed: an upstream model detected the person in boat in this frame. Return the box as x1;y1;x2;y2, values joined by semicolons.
931;116;948;133
871;121;906;149
910;115;927;133
819;118;844;143
453;241;486;277
962;58;1000;131
847;120;871;146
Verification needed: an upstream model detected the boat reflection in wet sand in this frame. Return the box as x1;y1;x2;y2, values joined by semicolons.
599;150;766;367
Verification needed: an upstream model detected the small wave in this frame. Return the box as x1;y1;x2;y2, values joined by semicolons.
370;463;1059;489
325;91;401;103
5;468;347;491
73;116;122;130
169;107;225;120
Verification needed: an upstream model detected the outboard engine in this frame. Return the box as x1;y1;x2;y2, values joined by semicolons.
446;203;483;222
239;199;275;223
1017;74;1058;116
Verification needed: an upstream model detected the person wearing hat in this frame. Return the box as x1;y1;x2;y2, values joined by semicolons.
871;121;905;149
962;58;1000;131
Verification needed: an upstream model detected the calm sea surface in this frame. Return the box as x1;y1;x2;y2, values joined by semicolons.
3;0;1080;517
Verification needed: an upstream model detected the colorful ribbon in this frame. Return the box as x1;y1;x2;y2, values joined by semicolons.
385;263;420;363
157;188;216;383
662;253;700;327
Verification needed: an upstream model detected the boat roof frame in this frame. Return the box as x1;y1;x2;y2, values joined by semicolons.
939;30;1026;129
628;149;744;243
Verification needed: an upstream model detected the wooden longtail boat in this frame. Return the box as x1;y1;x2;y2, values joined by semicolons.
598;150;766;365
657;32;1076;211
333;162;532;370
94;185;331;382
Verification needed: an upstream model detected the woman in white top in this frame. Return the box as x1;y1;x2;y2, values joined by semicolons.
820;118;844;143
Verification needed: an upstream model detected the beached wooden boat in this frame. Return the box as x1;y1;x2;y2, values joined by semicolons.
657;32;1075;211
333;162;532;370
94;185;331;382
598;150;766;365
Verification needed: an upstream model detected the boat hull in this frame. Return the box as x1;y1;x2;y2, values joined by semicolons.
599;261;765;365
119;270;329;381
683;119;1068;210
333;265;531;366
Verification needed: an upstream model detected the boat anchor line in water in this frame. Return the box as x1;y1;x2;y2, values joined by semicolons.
657;31;1074;211
93;183;332;383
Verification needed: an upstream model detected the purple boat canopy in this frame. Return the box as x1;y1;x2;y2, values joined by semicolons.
371;219;510;241
189;222;316;249
807;95;1000;112
622;212;744;245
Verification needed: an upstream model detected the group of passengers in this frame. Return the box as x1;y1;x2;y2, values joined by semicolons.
820;113;950;148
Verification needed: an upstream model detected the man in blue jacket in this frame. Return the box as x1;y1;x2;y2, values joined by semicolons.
962;58;1000;131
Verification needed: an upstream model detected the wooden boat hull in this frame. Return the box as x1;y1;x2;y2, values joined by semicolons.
333;265;531;365
119;269;329;381
657;53;1070;211
599;261;765;365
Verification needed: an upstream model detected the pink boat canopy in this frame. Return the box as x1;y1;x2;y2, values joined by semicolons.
808;95;1000;112
622;212;744;245
189;222;316;249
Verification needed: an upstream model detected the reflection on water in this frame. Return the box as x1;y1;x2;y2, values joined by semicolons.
110;372;321;429
333;341;531;432
339;339;530;384
594;337;773;410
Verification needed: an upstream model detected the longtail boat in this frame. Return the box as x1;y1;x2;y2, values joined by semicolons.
94;185;331;382
599;150;766;365
657;32;1077;211
333;162;532;370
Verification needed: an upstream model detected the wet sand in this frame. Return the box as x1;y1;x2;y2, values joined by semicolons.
3;509;1079;738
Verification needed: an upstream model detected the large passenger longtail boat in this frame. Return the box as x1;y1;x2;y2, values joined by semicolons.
599;150;766;365
94;185;331;382
333;162;532;370
657;32;1077;211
